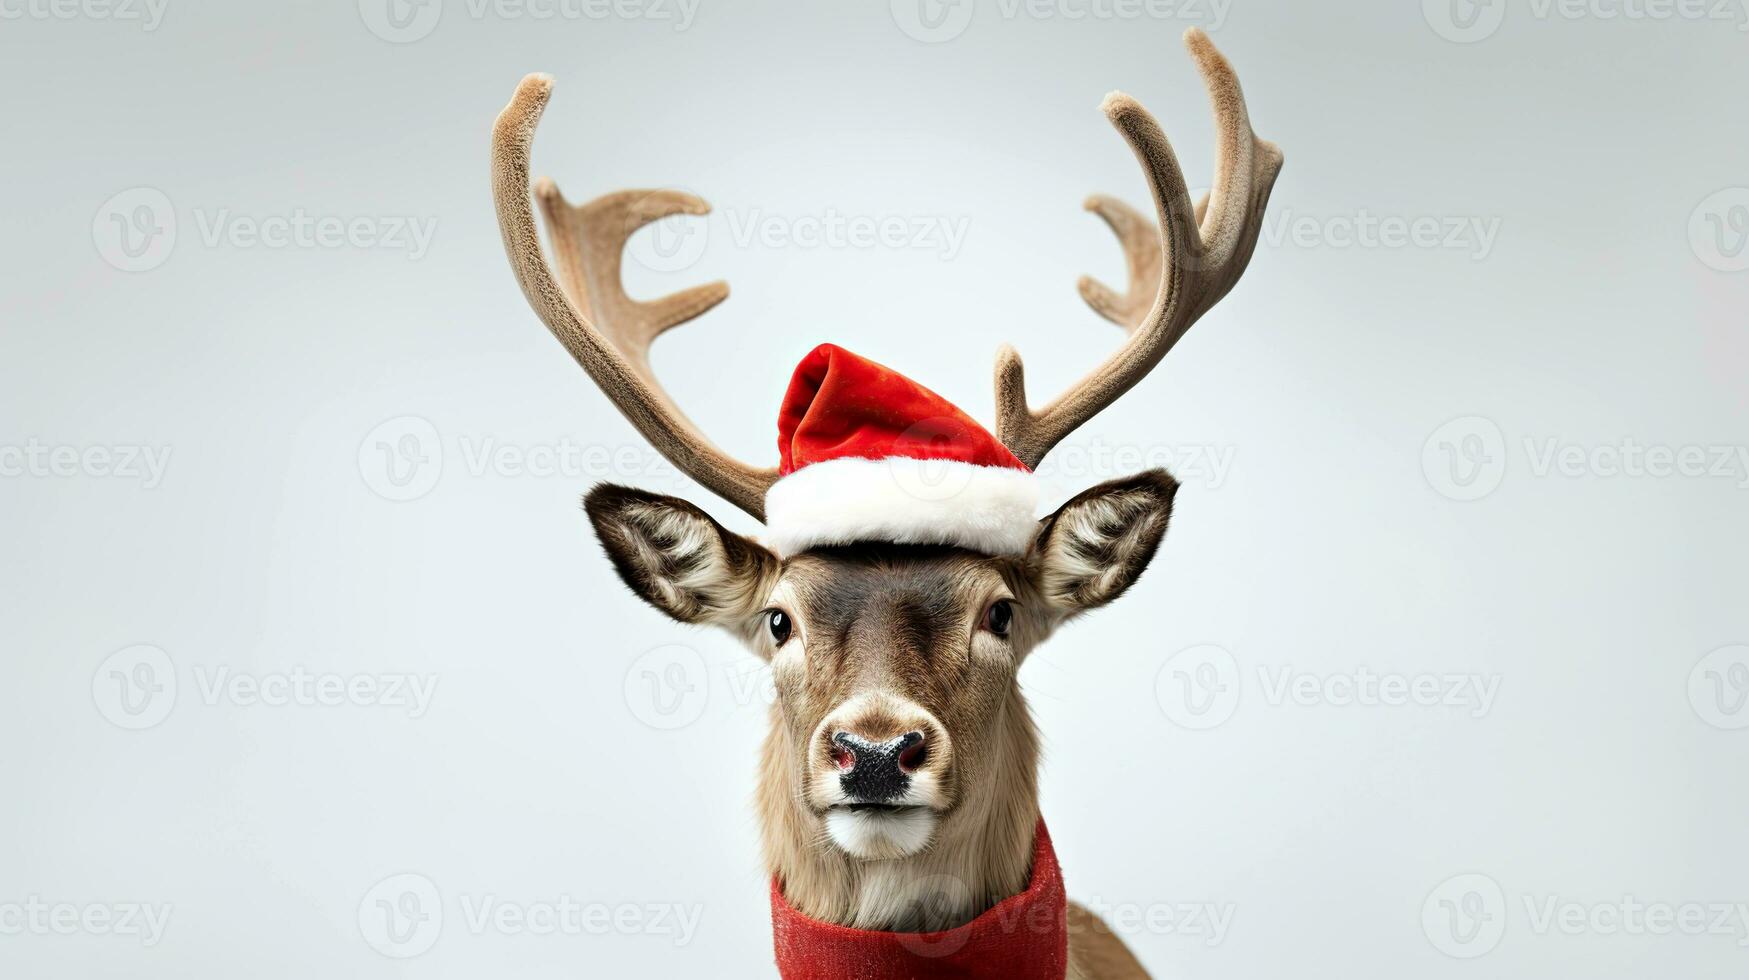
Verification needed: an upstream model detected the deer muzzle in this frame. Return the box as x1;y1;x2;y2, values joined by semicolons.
830;730;928;804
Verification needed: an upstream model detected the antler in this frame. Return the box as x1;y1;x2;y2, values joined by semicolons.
995;28;1282;469
492;74;778;521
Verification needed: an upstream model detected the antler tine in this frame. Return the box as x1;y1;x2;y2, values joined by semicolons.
533;182;730;380
1185;27;1277;273
997;28;1282;470
492;73;777;521
1076;195;1163;333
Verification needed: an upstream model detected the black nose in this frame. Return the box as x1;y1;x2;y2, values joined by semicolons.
831;731;926;803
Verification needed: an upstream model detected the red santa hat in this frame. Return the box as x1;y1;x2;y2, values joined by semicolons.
764;344;1041;558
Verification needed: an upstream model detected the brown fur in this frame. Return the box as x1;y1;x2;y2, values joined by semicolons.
499;27;1277;979
1067;902;1153;980
585;472;1177;972
756;546;1041;929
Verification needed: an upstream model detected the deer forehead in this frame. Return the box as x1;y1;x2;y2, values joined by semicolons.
776;549;1010;635
763;550;1018;714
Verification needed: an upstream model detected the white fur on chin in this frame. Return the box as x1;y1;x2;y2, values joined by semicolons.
825;808;938;860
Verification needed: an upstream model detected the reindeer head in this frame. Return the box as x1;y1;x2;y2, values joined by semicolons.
491;28;1279;926
580;468;1177;862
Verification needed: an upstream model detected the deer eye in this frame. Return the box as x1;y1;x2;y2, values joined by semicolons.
766;609;793;646
982;600;1013;637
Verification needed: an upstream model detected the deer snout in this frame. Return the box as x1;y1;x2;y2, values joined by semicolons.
812;696;951;815
813;704;950;858
830;730;927;803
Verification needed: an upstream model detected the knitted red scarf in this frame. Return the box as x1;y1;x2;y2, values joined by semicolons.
770;821;1068;979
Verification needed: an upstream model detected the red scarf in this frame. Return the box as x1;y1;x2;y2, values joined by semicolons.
770;821;1068;980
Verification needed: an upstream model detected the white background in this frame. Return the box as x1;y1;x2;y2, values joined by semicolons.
3;1;1746;977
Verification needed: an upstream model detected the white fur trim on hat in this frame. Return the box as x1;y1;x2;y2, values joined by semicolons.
764;457;1040;558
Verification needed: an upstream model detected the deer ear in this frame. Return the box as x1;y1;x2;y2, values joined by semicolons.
1026;470;1178;612
583;485;778;626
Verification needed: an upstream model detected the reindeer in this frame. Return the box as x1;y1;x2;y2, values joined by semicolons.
489;28;1279;979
